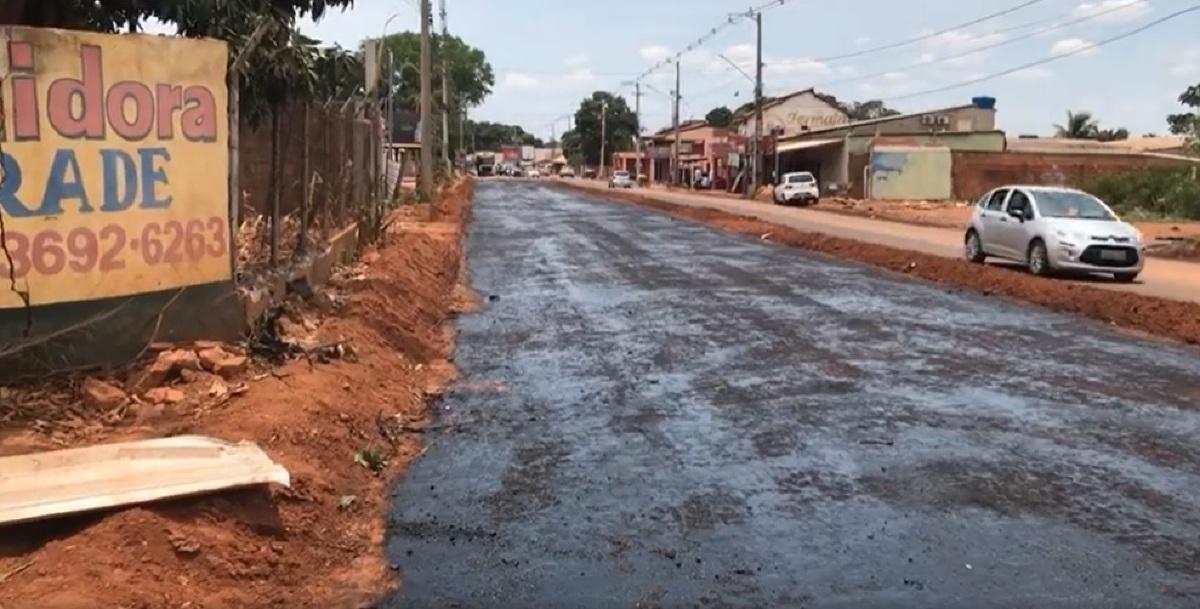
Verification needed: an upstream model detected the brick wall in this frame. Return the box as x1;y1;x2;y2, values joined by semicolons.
951;151;1193;200
239;103;376;227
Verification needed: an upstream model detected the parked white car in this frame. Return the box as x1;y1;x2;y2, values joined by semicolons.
528;168;542;179
559;166;576;178
773;172;820;205
964;186;1144;282
609;170;634;189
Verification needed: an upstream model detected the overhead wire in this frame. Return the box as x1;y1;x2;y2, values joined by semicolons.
813;0;1050;63
812;0;1158;90
882;4;1200;102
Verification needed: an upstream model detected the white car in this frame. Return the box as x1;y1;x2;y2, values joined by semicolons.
773;172;820;205
528;168;542;179
608;170;634;189
559;167;576;178
964;186;1144;282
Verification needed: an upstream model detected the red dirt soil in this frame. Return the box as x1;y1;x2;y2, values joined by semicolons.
573;186;1200;346
0;180;473;609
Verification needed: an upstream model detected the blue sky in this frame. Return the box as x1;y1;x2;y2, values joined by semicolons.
300;0;1200;140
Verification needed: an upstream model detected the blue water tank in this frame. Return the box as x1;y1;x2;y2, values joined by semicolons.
972;96;997;110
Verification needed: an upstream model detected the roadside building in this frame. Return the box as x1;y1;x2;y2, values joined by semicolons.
732;89;851;139
767;97;1001;199
612;121;743;187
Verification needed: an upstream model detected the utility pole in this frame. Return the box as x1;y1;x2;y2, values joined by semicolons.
599;100;608;179
671;60;681;187
418;0;433;197
634;81;642;184
751;10;764;199
439;0;451;174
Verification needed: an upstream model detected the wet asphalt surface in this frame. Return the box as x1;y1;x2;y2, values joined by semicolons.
384;181;1200;609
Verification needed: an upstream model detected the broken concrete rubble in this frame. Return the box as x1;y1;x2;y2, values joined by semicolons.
126;350;198;395
144;387;186;404
81;378;127;410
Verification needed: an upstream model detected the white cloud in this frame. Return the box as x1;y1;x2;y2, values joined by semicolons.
854;35;873;46
560;67;596;85
1073;0;1152;23
500;72;540;89
764;58;831;78
563;54;588;67
1004;67;1054;80
1052;37;1098;56
1168;49;1200;77
639;45;673;63
882;71;908;82
919;29;1006;66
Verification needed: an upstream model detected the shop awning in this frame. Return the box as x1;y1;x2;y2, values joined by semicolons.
776;138;842;154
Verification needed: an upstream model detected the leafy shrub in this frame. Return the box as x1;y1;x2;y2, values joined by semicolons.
1081;166;1200;220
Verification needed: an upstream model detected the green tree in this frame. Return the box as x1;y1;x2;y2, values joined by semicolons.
469;121;543;151
1096;127;1130;142
0;0;352;32
844;99;901;121
1168;83;1200;155
572;92;637;166
376;32;494;111
314;44;364;100
561;129;582;164
1054;110;1100;139
705;106;734;127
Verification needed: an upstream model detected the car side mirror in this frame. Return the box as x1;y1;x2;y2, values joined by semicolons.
1008;207;1025;220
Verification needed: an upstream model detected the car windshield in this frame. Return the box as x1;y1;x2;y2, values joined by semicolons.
614;172;629;178
1035;191;1116;220
787;174;815;184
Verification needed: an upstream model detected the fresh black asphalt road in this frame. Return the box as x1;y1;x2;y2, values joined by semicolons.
383;181;1200;609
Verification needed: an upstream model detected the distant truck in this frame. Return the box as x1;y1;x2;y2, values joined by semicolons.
475;152;497;176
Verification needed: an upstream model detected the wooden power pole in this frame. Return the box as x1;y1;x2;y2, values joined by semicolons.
751;10;764;199
419;0;434;198
671;60;681;187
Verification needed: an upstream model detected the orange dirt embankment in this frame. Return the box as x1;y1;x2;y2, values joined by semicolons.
0;180;474;609
566;185;1200;345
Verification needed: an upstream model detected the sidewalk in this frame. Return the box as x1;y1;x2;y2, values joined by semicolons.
564;179;1200;305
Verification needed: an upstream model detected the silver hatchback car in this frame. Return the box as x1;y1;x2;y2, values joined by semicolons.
963;186;1145;282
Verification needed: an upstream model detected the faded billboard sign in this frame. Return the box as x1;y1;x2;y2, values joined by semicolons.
0;27;229;308
870;146;952;201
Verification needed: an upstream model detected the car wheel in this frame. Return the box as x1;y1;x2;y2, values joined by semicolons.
1114;272;1139;283
1027;239;1052;276
772;193;783;205
964;230;986;264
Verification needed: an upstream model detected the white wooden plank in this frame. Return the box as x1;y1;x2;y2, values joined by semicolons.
0;435;290;525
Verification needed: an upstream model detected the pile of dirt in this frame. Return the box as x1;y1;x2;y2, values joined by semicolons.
0;179;474;609
578;187;1200;346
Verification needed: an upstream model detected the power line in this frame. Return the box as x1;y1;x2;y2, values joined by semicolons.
883;4;1200;103
814;0;1049;64
632;0;794;83
814;0;1156;90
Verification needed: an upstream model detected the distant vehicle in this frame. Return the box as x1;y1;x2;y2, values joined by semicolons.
475;152;497;177
582;169;597;179
511;166;525;177
528;168;542;179
964;186;1144;282
609;170;634;189
559;167;576;178
773;172;819;205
